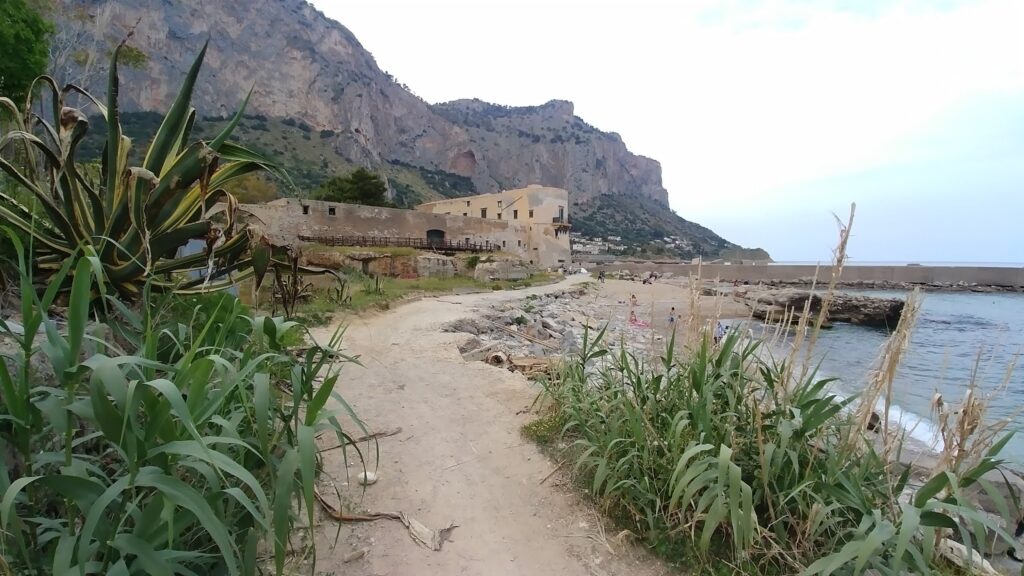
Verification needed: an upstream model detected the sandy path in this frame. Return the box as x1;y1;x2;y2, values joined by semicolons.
308;276;672;576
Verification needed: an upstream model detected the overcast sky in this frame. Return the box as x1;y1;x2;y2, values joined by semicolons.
312;0;1023;263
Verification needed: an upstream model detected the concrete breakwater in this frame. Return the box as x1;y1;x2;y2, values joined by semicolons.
589;263;1024;290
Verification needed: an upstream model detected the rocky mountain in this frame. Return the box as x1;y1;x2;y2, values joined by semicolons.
50;0;768;259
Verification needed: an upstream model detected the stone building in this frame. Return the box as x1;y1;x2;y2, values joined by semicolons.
238;185;571;268
415;185;571;267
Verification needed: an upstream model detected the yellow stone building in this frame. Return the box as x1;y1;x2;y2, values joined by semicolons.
416;185;571;267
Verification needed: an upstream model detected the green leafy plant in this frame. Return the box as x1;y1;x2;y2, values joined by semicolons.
0;230;368;575
537;326;1017;574
0;40;280;299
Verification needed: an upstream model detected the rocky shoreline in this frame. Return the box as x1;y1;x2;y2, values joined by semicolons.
742;278;1023;293
440;280;1024;574
731;287;906;328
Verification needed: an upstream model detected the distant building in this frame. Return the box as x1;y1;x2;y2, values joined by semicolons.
239;185;572;268
416;185;571;267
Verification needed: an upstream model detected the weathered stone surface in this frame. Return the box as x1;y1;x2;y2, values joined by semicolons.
737;288;905;328
540;317;562;333
473;262;532;282
301;250;347;270
416;255;457;278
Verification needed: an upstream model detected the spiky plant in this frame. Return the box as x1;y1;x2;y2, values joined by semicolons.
0;40;279;299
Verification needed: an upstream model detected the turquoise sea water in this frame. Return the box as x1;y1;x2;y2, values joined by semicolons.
777;291;1024;463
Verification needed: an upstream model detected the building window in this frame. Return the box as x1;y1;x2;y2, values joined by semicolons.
466;200;471;206
328;206;336;216
513;209;518;220
480;208;487;218
462;212;467;217
502;240;506;247
465;237;470;244
497;212;502;219
558;206;564;221
517;240;521;247
529;209;534;218
302;205;310;215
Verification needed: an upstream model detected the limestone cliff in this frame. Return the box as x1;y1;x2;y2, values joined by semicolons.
50;0;765;259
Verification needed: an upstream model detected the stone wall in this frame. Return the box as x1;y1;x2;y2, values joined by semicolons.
589;263;1024;287
241;198;570;268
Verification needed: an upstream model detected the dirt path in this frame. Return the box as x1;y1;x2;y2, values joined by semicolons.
308;276;672;576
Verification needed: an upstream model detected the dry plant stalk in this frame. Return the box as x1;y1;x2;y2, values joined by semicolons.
797;203;856;385
847;289;922;459
683;261;705;351
930;356;1016;476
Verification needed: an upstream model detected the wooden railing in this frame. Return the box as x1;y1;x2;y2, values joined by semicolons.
298;234;497;252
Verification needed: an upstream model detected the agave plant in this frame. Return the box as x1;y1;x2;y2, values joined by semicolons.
0;40;278;299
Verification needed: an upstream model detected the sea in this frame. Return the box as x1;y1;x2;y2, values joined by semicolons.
766;290;1024;464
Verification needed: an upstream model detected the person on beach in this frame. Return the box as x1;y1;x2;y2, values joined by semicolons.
629;310;649;327
668;307;676;326
630;294;638;307
714;321;727;345
598;271;605;283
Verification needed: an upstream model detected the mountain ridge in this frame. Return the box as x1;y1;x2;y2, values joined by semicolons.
50;0;768;260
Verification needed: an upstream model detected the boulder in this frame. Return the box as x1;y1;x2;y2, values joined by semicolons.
473;261;533;282
442;318;488;335
739;289;904;328
416;254;457;278
540;317;562;333
301;249;347;270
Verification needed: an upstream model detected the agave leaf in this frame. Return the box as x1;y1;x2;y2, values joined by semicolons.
0;97;24;130
251;238;271;292
0;191;67;246
145;41;208;177
26;75;62;128
209;86;253;151
104;43;124;220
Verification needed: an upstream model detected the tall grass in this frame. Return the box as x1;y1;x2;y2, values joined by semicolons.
0;231;366;575
535;206;1019;574
543;325;1016;574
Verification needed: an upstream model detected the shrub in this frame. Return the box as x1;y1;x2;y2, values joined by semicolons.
540;325;1017;574
0;234;367;575
465;255;481;269
0;41;282;300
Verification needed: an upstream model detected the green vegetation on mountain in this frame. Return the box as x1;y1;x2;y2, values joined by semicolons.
386;158;477;198
314;167;394;207
572;193;740;260
74;112;477;209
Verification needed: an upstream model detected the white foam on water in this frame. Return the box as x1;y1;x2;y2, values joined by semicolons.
826;386;945;453
879;400;944;452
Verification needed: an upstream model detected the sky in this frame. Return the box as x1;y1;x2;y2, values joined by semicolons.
311;0;1024;263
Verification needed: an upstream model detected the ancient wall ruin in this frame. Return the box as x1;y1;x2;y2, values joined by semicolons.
240;198;569;267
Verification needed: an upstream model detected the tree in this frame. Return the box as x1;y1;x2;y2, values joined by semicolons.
314;167;394;207
0;0;51;102
223;172;280;204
